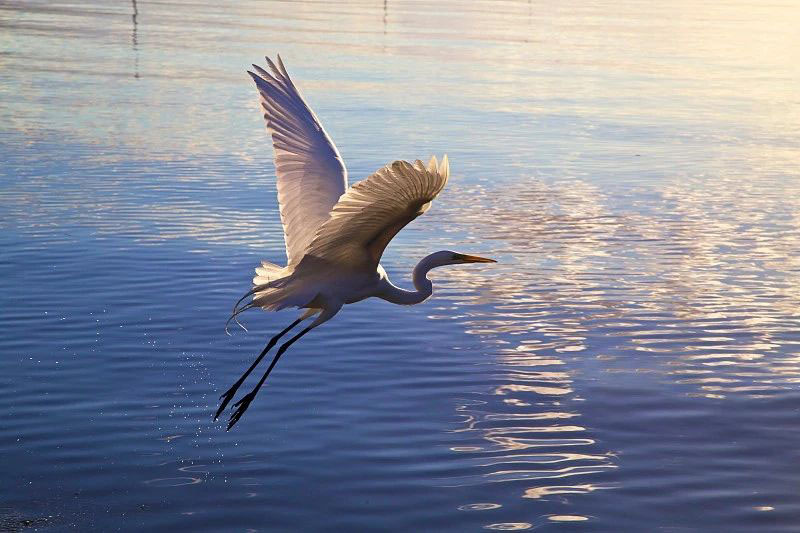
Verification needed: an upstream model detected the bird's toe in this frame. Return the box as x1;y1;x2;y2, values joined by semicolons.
233;392;254;408
214;388;238;421
227;392;257;430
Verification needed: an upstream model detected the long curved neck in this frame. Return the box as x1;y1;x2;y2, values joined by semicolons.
379;254;438;306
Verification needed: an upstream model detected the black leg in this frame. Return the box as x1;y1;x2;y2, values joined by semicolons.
227;325;314;430
214;318;302;421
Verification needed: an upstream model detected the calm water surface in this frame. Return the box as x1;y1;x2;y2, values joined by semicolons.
2;0;800;530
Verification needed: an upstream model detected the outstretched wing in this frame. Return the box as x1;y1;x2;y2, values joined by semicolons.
248;55;348;267
300;156;450;269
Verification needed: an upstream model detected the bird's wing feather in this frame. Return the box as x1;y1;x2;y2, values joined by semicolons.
248;56;348;267
300;156;450;269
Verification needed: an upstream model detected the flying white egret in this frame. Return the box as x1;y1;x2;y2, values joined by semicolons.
217;55;496;429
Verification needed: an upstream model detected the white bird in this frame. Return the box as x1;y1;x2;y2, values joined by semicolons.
217;55;495;429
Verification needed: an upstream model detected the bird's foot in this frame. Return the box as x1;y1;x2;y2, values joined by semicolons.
214;382;242;421
227;391;257;430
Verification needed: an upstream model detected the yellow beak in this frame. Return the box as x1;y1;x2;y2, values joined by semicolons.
455;253;497;264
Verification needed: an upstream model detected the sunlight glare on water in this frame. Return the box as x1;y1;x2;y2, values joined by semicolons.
2;0;800;530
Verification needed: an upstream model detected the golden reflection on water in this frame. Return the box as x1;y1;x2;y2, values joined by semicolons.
483;523;532;531
435;170;800;523
547;514;589;522
429;179;624;512
444;173;800;401
524;484;603;500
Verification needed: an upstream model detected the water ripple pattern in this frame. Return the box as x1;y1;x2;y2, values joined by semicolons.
2;0;800;531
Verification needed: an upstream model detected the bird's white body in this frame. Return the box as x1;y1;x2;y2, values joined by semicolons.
218;55;494;429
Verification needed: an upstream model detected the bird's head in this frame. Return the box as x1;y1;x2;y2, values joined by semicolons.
426;250;497;268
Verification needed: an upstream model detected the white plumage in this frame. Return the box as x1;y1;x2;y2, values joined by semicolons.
218;55;495;430
302;156;449;268
250;56;347;267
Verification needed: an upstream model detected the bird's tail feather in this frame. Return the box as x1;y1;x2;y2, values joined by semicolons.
226;267;317;334
226;273;291;335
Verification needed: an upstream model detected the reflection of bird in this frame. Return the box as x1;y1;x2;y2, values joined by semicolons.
217;56;495;429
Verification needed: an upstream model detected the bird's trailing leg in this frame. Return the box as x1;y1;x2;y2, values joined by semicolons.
226;325;314;430
214;317;302;421
226;301;342;430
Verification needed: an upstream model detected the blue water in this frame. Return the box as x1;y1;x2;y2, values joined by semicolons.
3;0;800;530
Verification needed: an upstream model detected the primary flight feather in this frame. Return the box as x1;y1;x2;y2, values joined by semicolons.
218;55;495;430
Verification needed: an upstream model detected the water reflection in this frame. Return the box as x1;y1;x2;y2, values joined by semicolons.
483;523;531;531
3;0;800;530
433;172;800;524
431;180;621;522
647;175;800;398
443;173;800;401
131;0;140;79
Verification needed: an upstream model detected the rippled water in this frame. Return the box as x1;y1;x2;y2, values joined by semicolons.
2;0;800;530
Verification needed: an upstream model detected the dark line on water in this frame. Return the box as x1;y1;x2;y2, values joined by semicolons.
132;0;139;79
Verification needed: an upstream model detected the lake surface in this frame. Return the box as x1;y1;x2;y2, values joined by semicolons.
2;0;800;530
